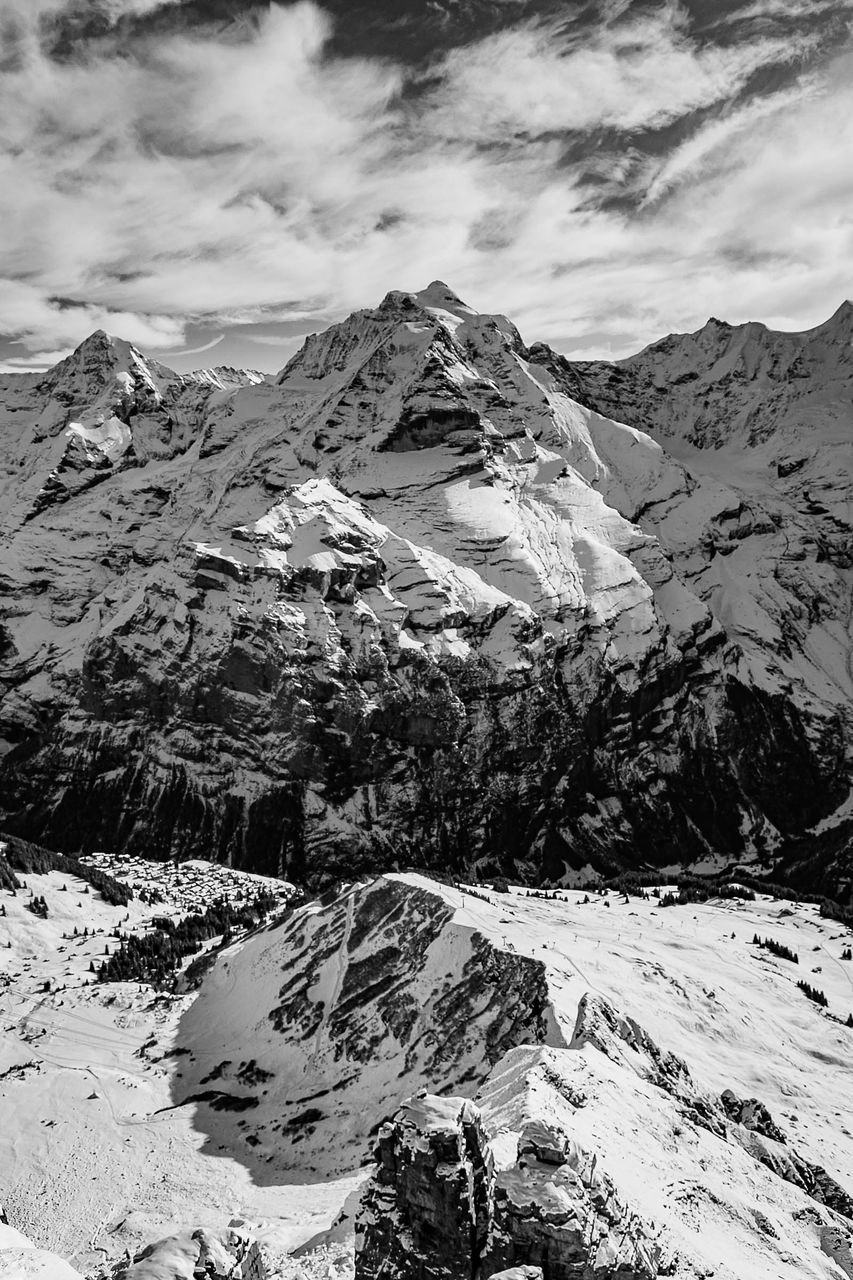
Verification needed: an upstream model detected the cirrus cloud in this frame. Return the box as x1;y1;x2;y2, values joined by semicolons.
0;0;851;368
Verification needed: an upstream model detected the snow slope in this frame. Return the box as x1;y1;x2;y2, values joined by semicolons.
0;1221;85;1279
0;853;304;1276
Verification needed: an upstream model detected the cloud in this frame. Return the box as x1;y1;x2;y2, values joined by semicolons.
423;8;819;141
160;334;225;357
638;76;821;207
0;349;69;374
0;0;852;368
712;0;849;20
0;2;402;345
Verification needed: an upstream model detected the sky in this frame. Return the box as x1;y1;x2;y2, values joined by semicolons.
0;0;851;374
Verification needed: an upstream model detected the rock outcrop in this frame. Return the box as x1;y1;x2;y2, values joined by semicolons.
356;1033;853;1280
0;286;850;891
355;1091;666;1280
338;875;853;1280
105;1227;265;1279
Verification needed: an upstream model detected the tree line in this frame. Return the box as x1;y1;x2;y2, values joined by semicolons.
752;935;798;963
98;891;279;988
0;833;131;906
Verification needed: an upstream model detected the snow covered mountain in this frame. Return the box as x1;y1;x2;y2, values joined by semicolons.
0;286;850;893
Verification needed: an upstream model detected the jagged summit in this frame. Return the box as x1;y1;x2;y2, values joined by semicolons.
412;279;477;315
570;297;853;456
634;300;852;353
815;296;853;335
374;280;475;318
48;327;162;378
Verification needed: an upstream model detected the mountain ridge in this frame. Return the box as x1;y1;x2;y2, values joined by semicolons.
0;286;850;893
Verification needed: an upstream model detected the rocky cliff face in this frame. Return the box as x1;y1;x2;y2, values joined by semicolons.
356;1090;665;1280
0;286;850;891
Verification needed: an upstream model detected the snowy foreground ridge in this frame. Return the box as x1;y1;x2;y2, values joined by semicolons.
0;284;851;892
2;865;853;1278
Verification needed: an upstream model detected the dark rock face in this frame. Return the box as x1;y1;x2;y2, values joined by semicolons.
355;1094;664;1280
0;289;850;891
720;1088;788;1143
357;1096;487;1280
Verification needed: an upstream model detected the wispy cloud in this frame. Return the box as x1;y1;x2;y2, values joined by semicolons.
0;349;68;375
160;334;225;358
0;0;851;367
424;8;818;140
711;0;849;21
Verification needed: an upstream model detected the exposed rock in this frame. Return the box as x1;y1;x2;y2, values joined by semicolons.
108;1226;265;1278
720;1088;788;1143
356;1094;488;1280
569;992;694;1097
355;1091;665;1280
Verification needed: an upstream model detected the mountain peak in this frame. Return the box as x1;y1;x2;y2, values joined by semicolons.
65;328;115;357
412;280;476;317
822;298;853;329
55;328;143;374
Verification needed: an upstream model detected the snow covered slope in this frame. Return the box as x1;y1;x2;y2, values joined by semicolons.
174;875;562;1180
0;850;299;1276
0;1219;84;1279
0;288;850;890
4;870;853;1277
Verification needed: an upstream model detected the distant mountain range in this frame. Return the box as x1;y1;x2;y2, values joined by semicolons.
0;284;850;895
